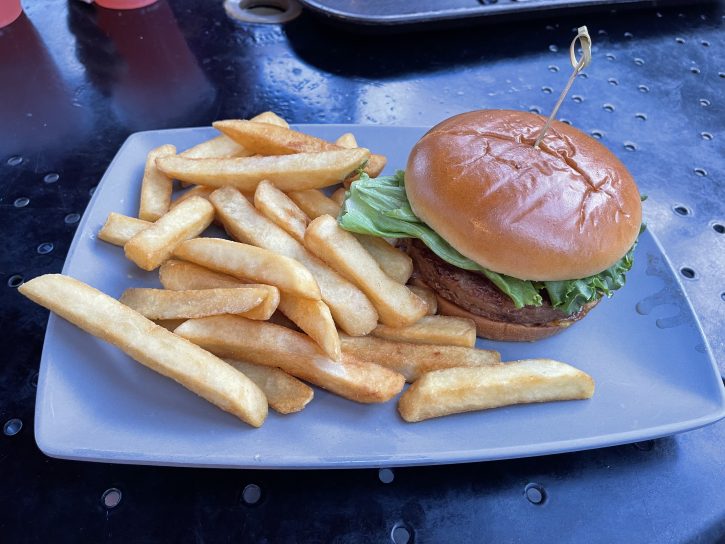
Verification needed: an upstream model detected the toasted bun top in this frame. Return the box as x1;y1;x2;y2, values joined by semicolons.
405;110;642;281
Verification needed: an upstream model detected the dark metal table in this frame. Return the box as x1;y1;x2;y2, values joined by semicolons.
1;1;723;542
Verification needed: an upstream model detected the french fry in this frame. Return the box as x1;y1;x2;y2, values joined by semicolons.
210;187;378;336
354;153;386;177
305;215;426;327
354;235;413;284
408;284;437;315
119;287;267;320
340;335;500;382
330;186;347;205
250;111;289;128
281;189;413;283
173;237;321;300
254;180;309;243
159;259;245;289
224;358;313;414
398;359;595;422
232;182;355;355
18;274;267;427
371;316;476;348
155;149;370;192
124;196;214;271
213;120;386;178
175;315;405;403
97;206;214;250
335;133;357;149
287;189;341;219
139;144;176;222
180;136;248;160
211;120;312;155
158;259;279;320
179;112;288;159
95;204;219;251
278;294;340;361
98;213;150;247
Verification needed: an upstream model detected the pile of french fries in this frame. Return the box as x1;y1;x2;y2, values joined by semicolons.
19;111;594;429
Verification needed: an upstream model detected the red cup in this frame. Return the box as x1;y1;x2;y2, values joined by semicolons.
94;0;158;9
0;0;22;28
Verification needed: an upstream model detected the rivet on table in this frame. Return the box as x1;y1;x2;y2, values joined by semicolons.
242;483;262;505
524;483;547;505
37;242;54;255
3;418;22;436
101;488;122;509
391;523;412;544
378;468;395;484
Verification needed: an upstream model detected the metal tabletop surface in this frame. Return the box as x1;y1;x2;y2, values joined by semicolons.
1;0;723;542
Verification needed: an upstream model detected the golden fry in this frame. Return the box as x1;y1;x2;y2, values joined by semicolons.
173;237;321;300
284;191;410;282
210;187;378;335
224;358;313;414
278;294;340;361
354;235;412;284
124;196;214;271
156;149;370;191
213;120;386;177
254;180;309;243
330;186;347;205
335;133;357;149
139;144;176;222
305;215;426;327
158;259;279;320
119;287;267;320
179;112;287;159
175;315;405;403
287;189;341;219
249;111;289;128
159;259;245;290
98;213;150;247
18;274;267;427
340;334;500;382
180;135;247;160
372;316;476;348
408;284;437;315
398;359;595;422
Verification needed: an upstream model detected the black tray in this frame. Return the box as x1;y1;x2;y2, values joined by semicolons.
299;0;711;27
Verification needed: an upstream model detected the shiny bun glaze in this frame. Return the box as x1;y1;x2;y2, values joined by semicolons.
405;110;642;281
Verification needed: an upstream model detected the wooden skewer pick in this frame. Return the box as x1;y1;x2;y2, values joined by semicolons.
534;26;592;149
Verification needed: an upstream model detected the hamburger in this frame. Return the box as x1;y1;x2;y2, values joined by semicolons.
339;109;643;341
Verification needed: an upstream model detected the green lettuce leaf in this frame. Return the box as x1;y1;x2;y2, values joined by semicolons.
338;171;636;314
543;245;634;315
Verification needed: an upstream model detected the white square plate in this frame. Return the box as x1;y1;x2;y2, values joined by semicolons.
34;125;725;468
